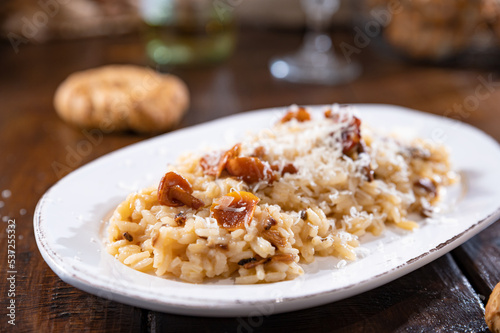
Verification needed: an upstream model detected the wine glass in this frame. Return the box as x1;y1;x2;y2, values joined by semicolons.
269;0;361;85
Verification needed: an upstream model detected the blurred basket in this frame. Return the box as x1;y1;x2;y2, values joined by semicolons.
365;0;500;62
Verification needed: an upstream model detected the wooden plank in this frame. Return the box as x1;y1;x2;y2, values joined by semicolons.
0;162;146;332
452;220;500;298
149;255;488;333
23;271;147;332
0;43;148;331
1;28;498;332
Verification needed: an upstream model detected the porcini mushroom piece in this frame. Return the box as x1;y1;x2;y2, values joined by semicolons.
158;171;204;209
226;157;275;184
211;191;260;231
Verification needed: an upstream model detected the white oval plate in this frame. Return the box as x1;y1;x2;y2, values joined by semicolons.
35;104;500;317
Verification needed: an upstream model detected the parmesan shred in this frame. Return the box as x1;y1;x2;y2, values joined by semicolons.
106;104;457;284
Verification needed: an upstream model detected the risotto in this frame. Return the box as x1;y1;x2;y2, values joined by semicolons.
106;105;456;284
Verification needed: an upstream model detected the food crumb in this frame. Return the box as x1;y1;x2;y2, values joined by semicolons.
20;208;27;216
123;232;133;242
336;260;347;269
2;189;11;198
354;247;371;258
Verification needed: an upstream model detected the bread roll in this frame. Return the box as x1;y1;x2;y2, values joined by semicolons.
486;282;500;333
54;65;189;133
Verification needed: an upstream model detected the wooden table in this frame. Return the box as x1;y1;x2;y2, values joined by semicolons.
1;28;499;332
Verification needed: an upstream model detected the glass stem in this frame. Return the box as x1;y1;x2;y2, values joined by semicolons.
302;32;333;54
301;0;340;32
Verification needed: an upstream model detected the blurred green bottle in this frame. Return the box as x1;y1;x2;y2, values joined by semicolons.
140;0;236;67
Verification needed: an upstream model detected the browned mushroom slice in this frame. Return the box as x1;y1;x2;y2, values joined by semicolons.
169;187;204;209
238;257;257;266
199;151;224;176
341;116;362;156
240;257;270;269
158;171;204;209
226;157;276;184
414;178;437;198
211;191;260;231
362;165;375;182
262;229;286;249
251;146;266;158
270;253;296;264
280;107;311;123
238;253;296;269
200;143;241;177
271;163;298;176
281;163;298;175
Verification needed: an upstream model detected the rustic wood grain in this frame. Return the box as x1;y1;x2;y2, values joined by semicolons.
0;35;149;332
0;28;499;332
149;255;489;333
452;221;500;299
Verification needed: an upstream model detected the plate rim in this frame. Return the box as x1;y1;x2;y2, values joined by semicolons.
34;103;500;316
